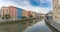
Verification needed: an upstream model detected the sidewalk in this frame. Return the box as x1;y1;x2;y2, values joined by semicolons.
49;20;60;31
53;20;60;24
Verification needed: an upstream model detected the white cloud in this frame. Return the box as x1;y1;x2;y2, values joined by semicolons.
15;5;51;14
14;0;51;14
0;1;16;7
0;0;52;14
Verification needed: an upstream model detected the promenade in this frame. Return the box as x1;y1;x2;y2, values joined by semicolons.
45;19;60;32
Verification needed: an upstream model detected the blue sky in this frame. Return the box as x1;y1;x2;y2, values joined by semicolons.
0;0;52;13
9;0;52;8
29;0;51;7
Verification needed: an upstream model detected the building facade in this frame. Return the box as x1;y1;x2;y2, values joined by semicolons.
22;9;28;17
1;7;9;17
0;10;1;17
27;11;31;17
32;12;36;18
17;8;22;19
36;13;41;18
1;6;17;20
53;0;60;20
9;6;17;20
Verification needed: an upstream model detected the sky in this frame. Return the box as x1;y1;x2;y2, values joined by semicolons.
0;0;52;13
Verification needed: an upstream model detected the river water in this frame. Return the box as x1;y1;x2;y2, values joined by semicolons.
0;19;58;32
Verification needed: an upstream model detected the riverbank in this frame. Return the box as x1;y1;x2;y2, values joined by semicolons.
0;18;41;25
45;19;60;32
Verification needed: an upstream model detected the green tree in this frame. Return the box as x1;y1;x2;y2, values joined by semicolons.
22;16;26;18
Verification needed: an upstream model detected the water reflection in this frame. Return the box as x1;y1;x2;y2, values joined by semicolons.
0;19;58;32
23;20;52;32
23;19;58;32
0;19;38;32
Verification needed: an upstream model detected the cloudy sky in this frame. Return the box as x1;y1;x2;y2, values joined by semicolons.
0;0;52;13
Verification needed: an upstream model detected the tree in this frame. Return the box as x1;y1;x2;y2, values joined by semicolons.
29;15;33;18
2;14;11;20
22;16;26;18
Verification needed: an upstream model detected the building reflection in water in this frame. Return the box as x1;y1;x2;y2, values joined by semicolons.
0;19;58;32
0;19;38;32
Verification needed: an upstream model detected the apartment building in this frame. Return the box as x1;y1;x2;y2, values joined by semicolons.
1;6;17;20
22;9;28;17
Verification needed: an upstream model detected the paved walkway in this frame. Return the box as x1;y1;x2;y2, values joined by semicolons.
47;19;60;31
53;20;60;24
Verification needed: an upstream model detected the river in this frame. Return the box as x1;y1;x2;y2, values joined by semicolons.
0;19;58;32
